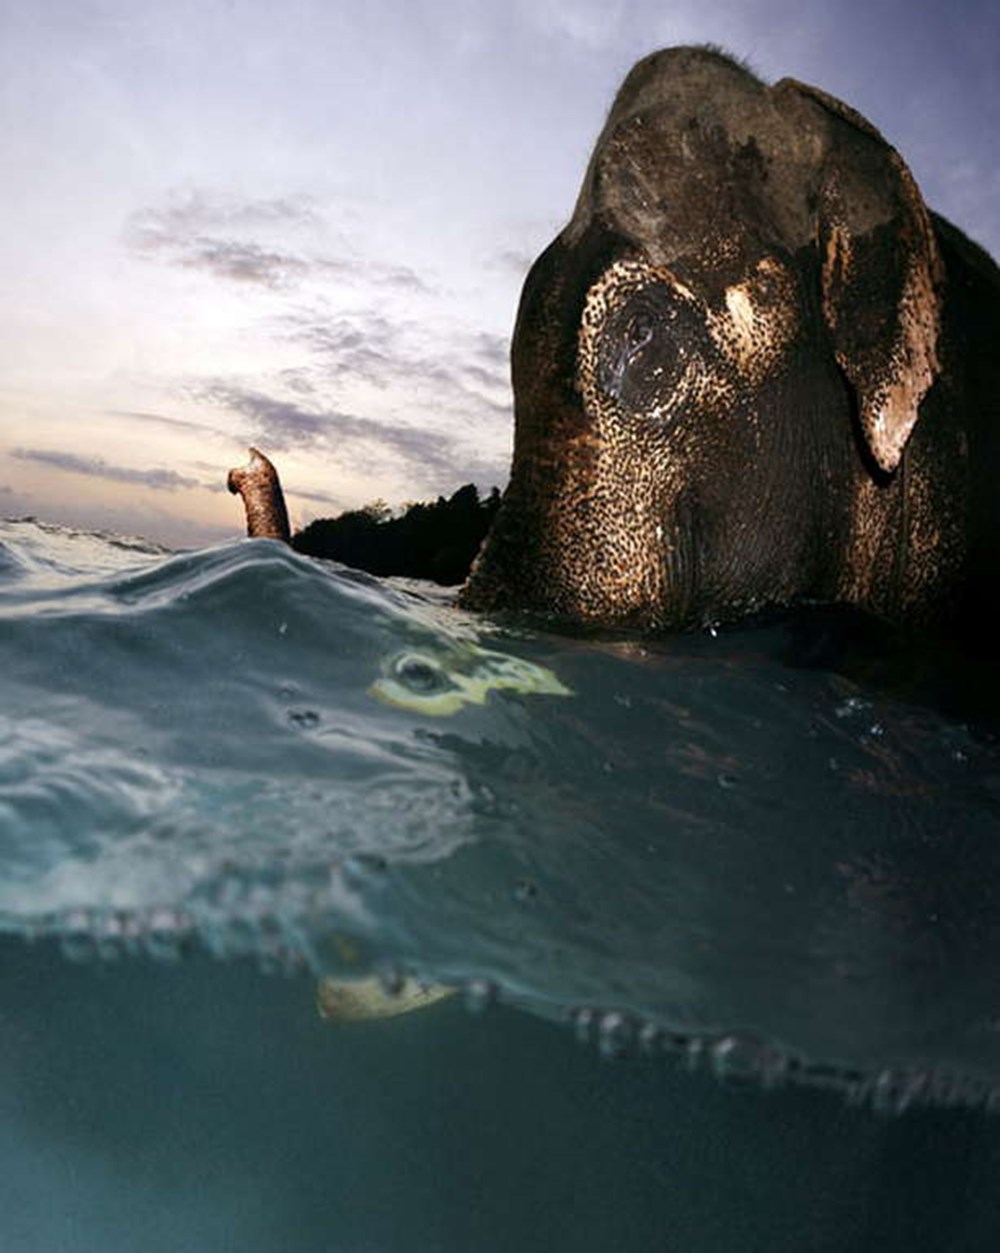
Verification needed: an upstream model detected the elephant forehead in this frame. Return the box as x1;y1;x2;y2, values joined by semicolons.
566;81;821;284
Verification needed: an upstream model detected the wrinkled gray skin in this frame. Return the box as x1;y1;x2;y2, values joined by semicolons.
460;47;1000;636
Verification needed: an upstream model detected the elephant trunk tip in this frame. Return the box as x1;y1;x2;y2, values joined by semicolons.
227;447;291;543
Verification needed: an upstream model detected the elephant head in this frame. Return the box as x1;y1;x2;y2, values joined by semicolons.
460;47;956;630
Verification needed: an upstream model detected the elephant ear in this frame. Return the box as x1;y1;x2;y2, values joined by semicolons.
775;80;944;474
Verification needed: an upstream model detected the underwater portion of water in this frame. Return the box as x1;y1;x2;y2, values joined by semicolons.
3;517;1000;1109
6;935;1000;1253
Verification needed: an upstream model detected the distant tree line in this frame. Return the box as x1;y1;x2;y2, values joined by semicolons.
292;483;501;585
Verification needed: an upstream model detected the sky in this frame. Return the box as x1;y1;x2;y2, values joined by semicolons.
0;0;997;548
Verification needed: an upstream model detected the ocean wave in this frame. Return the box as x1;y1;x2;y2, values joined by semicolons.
3;516;1000;1107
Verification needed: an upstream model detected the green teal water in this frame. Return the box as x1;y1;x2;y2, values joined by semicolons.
2;517;1000;1250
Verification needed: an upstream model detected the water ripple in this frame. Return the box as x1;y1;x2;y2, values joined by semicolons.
2;517;1000;1106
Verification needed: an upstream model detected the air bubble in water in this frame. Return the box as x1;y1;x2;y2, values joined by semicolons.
144;908;188;961
638;1022;662;1055
598;1011;635;1060
868;1069;898;1113
571;1007;597;1045
710;1033;762;1079
94;913;129;961
145;930;181;962
709;1033;788;1086
288;709;321;730
59;927;97;963
463;978;497;1014
866;1068;931;1115
394;654;447;694
57;910;99;962
888;1072;928;1114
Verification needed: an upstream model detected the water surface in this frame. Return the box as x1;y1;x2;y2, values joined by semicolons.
3;517;1000;1249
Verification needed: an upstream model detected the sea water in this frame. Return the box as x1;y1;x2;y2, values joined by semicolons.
2;516;1000;1251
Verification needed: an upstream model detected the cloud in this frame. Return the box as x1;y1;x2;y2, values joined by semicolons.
288;314;399;387
193;386;336;448
108;410;228;438
284;484;342;507
121;190;513;498
11;449;207;493
487;246;537;277
195;383;454;463
473;331;509;367
280;306;512;421
195;383;504;490
125;190;430;293
459;331;510;391
128;220;316;292
125;190;323;244
174;240;314;290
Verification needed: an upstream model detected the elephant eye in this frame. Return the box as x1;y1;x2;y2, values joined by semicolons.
589;274;696;408
598;305;666;402
625;312;655;357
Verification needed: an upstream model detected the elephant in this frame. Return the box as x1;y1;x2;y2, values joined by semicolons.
231;47;1000;642
227;447;291;543
459;47;1000;639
